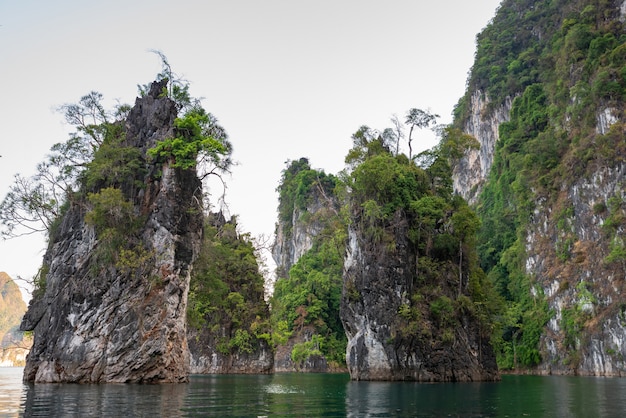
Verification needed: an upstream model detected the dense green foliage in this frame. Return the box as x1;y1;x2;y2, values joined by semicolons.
148;107;232;175
272;116;499;367
345;129;500;347
458;0;626;369
272;159;347;366
275;158;338;241
188;216;271;355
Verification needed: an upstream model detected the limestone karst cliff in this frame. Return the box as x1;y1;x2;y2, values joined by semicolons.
452;0;626;374
272;138;502;381
272;158;336;279
20;80;203;383
452;91;512;204
340;146;499;381
271;158;346;372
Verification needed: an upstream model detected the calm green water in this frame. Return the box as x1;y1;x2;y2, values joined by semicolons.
2;367;626;417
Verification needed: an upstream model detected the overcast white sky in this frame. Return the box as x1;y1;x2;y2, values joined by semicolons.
0;0;501;299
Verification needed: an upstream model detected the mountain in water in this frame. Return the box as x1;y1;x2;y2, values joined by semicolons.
271;139;501;382
452;0;626;375
187;212;273;374
0;272;31;366
13;74;271;382
20;80;204;383
271;158;346;372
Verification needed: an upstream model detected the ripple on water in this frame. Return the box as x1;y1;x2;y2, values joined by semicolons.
263;383;303;394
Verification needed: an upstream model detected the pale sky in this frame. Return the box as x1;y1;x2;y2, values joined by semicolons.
0;0;501;300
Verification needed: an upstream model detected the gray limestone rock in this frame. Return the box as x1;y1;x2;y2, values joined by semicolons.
341;212;499;382
21;79;203;383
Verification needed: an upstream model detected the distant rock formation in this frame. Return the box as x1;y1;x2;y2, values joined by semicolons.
272;168;329;279
271;159;344;373
20;80;203;383
0;272;31;367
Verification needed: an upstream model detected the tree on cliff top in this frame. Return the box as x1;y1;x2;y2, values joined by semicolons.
0;57;232;240
0;93;129;239
342;113;500;350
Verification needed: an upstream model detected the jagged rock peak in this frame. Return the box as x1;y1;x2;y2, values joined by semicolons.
20;80;203;383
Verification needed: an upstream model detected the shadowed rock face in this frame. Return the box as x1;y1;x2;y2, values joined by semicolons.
20;80;203;383
341;213;499;382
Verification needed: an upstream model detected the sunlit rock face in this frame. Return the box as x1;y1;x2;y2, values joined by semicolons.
340;215;499;382
20;80;203;383
453;90;512;204
272;192;328;279
527;162;626;376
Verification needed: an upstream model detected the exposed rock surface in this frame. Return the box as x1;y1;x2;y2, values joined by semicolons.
272;190;328;279
453;90;512;204
273;326;329;373
20;80;203;383
272;167;341;372
341;215;499;381
528;163;626;376
188;329;273;374
451;0;626;376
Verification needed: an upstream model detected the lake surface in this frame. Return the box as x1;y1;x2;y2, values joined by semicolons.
2;367;626;417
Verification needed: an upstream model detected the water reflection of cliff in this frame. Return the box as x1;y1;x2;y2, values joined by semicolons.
22;381;188;416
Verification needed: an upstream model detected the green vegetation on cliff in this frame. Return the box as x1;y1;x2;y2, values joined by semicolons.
188;214;271;356
344;125;500;350
272;158;347;367
455;0;626;369
272;116;500;370
0;60;270;371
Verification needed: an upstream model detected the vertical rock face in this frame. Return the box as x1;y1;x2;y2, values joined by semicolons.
271;197;336;373
271;160;344;372
528;162;626;376
272;196;327;279
188;337;274;374
341;214;499;382
452;91;512;204
451;0;626;376
20;80;203;383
